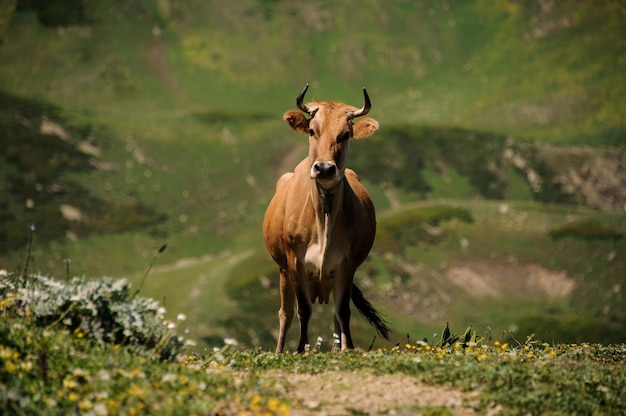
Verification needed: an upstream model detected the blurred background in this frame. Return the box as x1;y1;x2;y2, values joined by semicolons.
1;0;624;350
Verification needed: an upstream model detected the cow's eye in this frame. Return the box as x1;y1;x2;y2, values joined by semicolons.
337;131;350;143
309;129;315;136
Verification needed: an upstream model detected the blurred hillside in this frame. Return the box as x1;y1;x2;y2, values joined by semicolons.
1;0;625;142
0;0;625;348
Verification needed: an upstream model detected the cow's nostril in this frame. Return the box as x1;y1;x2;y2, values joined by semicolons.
313;162;337;177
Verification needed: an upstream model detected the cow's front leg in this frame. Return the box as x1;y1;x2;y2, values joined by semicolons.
334;277;354;351
290;265;312;353
276;268;294;354
297;296;313;353
294;289;312;353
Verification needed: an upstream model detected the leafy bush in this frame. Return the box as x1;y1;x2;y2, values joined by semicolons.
0;273;190;360
549;220;624;241
15;0;89;27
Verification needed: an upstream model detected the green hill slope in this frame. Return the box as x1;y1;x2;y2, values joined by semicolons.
2;1;625;142
1;0;625;349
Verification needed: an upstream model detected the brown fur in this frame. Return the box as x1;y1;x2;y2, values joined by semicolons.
263;95;380;353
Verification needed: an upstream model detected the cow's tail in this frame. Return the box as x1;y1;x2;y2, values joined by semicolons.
351;284;391;340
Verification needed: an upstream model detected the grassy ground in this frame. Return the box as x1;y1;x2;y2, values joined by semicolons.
1;275;625;415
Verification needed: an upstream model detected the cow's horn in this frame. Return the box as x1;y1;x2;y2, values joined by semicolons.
348;88;371;119
296;83;312;114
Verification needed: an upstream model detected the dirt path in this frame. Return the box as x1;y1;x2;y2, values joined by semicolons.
147;41;181;96
265;371;480;415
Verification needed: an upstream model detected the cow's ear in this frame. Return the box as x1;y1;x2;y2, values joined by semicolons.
283;110;309;133
352;117;379;139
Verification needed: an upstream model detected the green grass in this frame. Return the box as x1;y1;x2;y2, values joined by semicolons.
2;275;625;415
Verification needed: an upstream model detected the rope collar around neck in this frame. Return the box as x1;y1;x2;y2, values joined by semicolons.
316;177;343;215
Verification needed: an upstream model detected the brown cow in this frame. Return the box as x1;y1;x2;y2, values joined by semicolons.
263;84;391;353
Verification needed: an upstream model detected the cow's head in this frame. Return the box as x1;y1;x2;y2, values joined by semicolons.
283;84;379;189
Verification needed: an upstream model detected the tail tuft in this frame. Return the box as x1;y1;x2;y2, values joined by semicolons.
351;284;391;340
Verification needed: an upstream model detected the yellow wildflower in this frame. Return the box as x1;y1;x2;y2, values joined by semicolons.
4;361;17;372
250;394;263;412
0;346;6;357
129;368;144;378
107;398;119;410
78;399;93;411
127;384;144;397
267;398;281;411
63;376;78;390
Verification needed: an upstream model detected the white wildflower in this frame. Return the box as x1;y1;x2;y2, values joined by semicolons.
97;370;111;382
93;402;108;416
161;373;177;383
224;337;238;346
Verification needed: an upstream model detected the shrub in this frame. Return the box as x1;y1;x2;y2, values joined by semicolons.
0;273;189;360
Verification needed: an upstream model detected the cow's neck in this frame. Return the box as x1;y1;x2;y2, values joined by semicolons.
316;180;342;214
310;178;344;280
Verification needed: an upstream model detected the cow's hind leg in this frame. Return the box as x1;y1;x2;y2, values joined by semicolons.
276;268;294;354
334;277;354;351
332;316;342;352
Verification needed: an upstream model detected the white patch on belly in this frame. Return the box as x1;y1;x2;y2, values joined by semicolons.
304;243;324;280
304;243;341;281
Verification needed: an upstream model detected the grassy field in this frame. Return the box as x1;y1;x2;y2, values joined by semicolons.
1;0;625;356
2;274;625;415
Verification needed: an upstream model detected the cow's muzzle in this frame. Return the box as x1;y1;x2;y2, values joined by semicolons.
310;161;337;180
